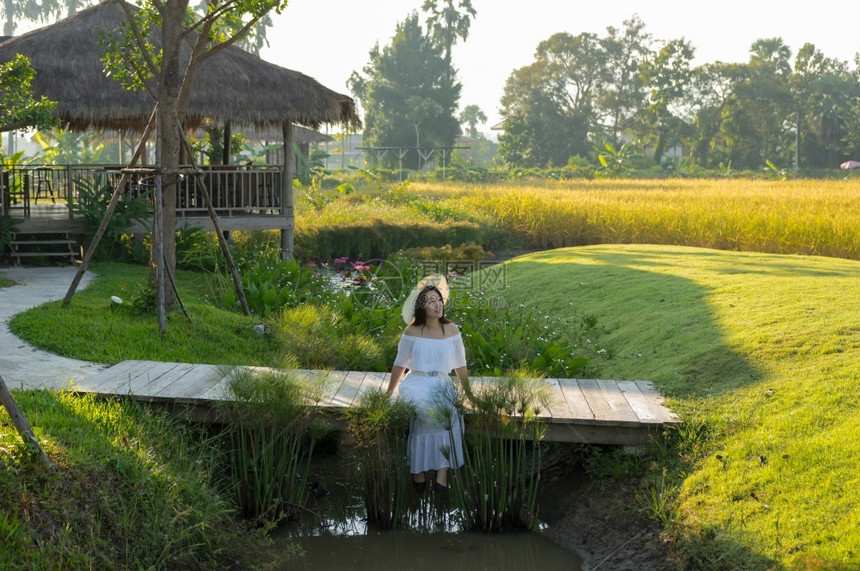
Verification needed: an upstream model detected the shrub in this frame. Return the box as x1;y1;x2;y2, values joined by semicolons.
70;175;151;261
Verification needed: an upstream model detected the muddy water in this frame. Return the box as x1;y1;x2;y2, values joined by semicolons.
274;529;582;570
263;454;583;570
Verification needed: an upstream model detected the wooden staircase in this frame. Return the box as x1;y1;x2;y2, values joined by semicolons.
10;232;81;265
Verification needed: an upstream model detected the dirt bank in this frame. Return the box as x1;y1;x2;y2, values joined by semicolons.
537;452;673;571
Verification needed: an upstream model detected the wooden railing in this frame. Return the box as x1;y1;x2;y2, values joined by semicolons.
1;164;284;219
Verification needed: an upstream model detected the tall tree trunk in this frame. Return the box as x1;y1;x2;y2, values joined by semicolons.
150;1;187;309
653;128;667;165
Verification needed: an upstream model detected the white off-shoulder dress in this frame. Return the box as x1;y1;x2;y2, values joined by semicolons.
393;332;467;473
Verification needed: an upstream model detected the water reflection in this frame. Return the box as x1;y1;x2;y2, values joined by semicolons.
275;529;582;570
266;455;582;570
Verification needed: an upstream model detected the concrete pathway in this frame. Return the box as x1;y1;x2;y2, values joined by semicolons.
0;266;107;391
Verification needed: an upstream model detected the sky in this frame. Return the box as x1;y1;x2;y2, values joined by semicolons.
260;0;860;135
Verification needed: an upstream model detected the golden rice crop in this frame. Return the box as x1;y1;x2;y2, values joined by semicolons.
296;178;860;261
418;178;860;260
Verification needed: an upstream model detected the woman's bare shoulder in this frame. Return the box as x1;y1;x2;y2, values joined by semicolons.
444;322;461;337
403;324;421;336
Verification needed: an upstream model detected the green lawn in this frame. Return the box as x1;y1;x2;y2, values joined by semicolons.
8;262;279;366
498;244;860;568
6;244;859;568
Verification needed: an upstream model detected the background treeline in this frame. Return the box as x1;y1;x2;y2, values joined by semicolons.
498;16;860;170
348;7;860;172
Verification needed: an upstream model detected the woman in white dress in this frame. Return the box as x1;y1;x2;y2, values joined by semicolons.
386;274;469;494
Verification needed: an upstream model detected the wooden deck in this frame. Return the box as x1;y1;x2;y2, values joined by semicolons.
77;360;680;446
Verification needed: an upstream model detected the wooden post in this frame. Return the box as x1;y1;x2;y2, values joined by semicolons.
222;121;232;165
154;108;166;334
0;375;54;469
280;120;294;260
63;105;158;305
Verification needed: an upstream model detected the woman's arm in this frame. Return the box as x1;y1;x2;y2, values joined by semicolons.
453;365;475;401
387;365;407;396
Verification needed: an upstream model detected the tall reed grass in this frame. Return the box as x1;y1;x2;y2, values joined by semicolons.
438;370;553;532
217;365;332;524
342;389;415;529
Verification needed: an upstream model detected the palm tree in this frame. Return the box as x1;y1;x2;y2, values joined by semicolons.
458;104;486;138
421;0;476;63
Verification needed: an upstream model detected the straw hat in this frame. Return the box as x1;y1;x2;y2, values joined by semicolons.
401;274;449;324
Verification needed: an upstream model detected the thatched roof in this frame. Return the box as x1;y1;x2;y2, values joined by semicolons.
0;0;360;132
188;124;334;145
245;125;334;144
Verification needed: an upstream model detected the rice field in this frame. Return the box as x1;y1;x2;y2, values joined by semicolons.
296;178;860;261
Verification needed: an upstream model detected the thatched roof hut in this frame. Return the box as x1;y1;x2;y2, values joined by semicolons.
0;0;360;132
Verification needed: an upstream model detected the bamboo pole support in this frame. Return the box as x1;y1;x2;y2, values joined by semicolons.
0;375;54;469
178;130;250;315
63;105;158;305
154;109;166;334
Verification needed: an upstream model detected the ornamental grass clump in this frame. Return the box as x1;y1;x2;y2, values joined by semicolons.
437;369;553;532
218;365;332;524
342;388;415;529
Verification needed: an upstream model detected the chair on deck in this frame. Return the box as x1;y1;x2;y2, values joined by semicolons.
33;167;56;204
2;171;30;217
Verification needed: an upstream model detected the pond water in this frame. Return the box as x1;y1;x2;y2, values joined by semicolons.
260;454;583;570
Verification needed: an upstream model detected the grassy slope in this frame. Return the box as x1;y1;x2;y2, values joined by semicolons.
498;244;860;568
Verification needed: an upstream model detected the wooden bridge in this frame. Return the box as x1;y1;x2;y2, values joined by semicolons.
78;360;680;446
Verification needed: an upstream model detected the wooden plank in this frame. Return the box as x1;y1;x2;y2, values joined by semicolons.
360;372;389;395
153;364;224;401
77;360;144;392
596;379;640;425
195;373;235;402
617;380;663;424
558;378;596;423
76;362;682;443
85;360;168;394
577;379;618;423
541;378;573;422
329;371;368;408
543;422;661;446
636;380;681;424
114;361;187;396
318;370;349;407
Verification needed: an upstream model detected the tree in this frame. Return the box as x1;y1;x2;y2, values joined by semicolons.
791;43;857;167
599;15;651;144
684;61;746;167
841;54;860;159
0;54;58;132
458;104;486;138
640;38;695;164
499;32;608;167
348;12;461;169
101;0;288;308
421;0;476;63
719;38;794;169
